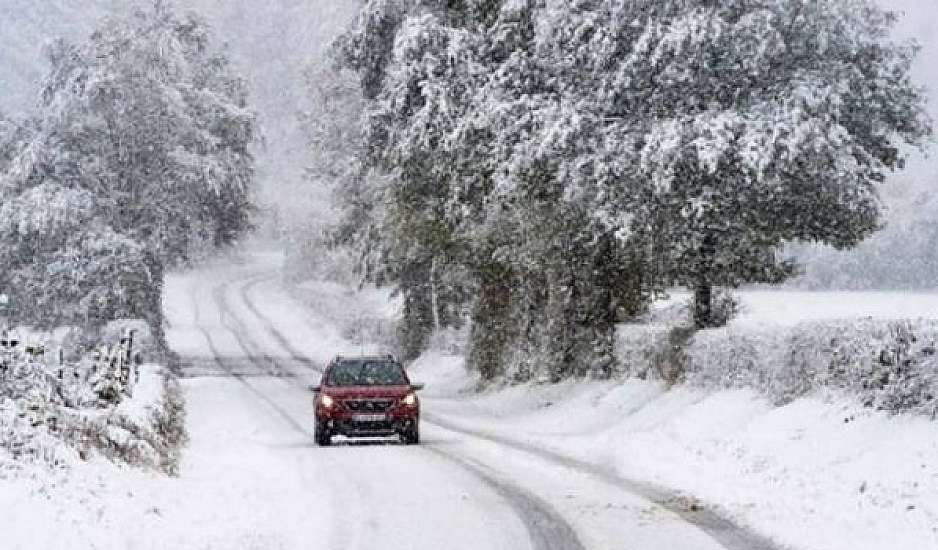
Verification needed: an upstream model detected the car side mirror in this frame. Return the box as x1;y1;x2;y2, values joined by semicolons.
308;385;321;393
410;383;425;391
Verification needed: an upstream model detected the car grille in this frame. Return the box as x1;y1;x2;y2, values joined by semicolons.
343;399;395;413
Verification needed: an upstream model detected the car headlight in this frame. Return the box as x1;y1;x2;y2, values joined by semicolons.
320;394;335;408
402;392;417;407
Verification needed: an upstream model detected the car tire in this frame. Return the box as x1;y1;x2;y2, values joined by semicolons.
402;423;419;445
315;423;332;447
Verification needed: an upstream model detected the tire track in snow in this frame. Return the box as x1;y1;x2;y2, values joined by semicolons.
238;275;321;371
184;273;312;435
423;415;782;550
211;275;290;378
238;270;787;550
422;447;586;550
187;276;363;550
227;273;586;550
206;276;395;550
192;278;312;437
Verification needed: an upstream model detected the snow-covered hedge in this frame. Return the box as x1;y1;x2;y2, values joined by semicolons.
0;321;186;475
616;320;938;418
1;364;186;475
100;319;159;363
615;323;674;380
59;365;186;474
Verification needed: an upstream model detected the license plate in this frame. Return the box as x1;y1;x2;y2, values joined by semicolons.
352;414;386;422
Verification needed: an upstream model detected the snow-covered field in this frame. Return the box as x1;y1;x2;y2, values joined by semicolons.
654;289;938;327
3;252;937;550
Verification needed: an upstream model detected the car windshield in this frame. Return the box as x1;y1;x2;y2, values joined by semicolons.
326;360;407;387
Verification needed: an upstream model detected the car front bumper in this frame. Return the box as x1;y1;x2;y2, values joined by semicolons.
326;417;417;437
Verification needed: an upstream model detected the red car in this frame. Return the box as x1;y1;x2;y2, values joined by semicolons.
312;355;423;446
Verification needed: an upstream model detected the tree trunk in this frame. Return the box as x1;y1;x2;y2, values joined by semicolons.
396;260;434;361
693;234;716;329
467;266;512;381
398;285;433;361
429;257;441;333
693;280;712;329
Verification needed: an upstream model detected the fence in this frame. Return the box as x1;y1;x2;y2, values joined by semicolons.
0;328;142;420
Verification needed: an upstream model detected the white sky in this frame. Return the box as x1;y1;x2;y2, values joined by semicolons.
890;0;938;115
884;0;938;198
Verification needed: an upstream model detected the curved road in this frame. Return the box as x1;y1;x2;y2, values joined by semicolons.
165;253;782;550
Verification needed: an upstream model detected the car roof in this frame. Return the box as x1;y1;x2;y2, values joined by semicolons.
332;354;398;363
323;355;410;385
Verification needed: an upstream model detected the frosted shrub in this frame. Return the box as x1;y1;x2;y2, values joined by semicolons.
686;328;771;391
682;320;938;418
0;397;78;469
818;322;938;417
709;290;740;328
615;324;676;380
616;318;938;418
0;326;185;472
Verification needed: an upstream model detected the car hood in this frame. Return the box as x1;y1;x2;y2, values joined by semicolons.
323;385;412;399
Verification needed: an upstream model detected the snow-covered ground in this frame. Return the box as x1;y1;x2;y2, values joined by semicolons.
413;353;938;550
252;254;938;550
4;251;937;550
0;363;188;549
404;287;938;550
222;256;768;550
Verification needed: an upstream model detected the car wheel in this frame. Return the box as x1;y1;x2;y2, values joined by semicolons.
315;423;332;447
402;423;419;445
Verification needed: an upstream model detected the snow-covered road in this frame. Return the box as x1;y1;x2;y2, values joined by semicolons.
161;253;780;550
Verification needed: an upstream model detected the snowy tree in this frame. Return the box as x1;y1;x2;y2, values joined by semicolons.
0;116;26;170
0;1;257;339
555;0;931;327
336;2;481;360
0;173;158;333
335;0;929;380
31;3;257;263
337;0;652;376
462;0;929;328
